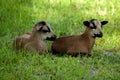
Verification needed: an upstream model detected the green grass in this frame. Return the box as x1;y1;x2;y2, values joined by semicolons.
0;0;120;80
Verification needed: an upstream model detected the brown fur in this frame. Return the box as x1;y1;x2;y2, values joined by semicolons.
52;28;95;56
13;21;56;54
52;19;108;56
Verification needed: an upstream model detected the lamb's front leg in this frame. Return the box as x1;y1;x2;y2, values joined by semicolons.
37;44;48;54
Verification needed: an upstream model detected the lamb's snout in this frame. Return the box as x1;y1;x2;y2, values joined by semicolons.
46;35;56;41
94;32;103;38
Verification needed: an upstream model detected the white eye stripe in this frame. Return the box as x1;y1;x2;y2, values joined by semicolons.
47;23;53;32
92;20;102;26
90;21;102;29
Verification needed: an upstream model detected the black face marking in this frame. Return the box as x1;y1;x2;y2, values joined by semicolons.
89;19;97;29
37;26;49;33
38;21;46;25
38;27;43;32
41;26;51;33
36;21;51;33
90;22;97;29
42;30;49;33
93;32;103;38
46;35;56;41
47;26;51;32
35;21;46;27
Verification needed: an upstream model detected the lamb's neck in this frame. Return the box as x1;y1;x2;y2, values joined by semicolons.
81;28;96;53
29;32;43;42
81;28;95;39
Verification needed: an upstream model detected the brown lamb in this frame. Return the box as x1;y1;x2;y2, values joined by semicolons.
52;19;108;56
13;21;56;54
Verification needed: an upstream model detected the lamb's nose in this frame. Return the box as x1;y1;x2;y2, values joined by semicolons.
52;35;56;40
46;35;57;41
98;32;103;37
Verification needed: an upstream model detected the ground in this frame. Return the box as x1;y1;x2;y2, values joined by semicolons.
0;0;120;80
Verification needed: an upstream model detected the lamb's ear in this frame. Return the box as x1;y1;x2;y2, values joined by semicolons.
83;21;90;27
101;21;108;25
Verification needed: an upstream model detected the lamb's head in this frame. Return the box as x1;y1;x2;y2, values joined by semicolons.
83;19;108;38
33;21;56;41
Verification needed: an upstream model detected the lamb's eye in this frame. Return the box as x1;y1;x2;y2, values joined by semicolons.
90;27;95;29
91;23;97;29
90;25;97;29
42;30;49;33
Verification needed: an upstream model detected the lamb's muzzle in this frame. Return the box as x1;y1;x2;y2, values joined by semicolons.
46;34;56;41
93;31;103;38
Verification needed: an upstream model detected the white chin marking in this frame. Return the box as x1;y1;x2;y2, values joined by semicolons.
92;34;95;37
